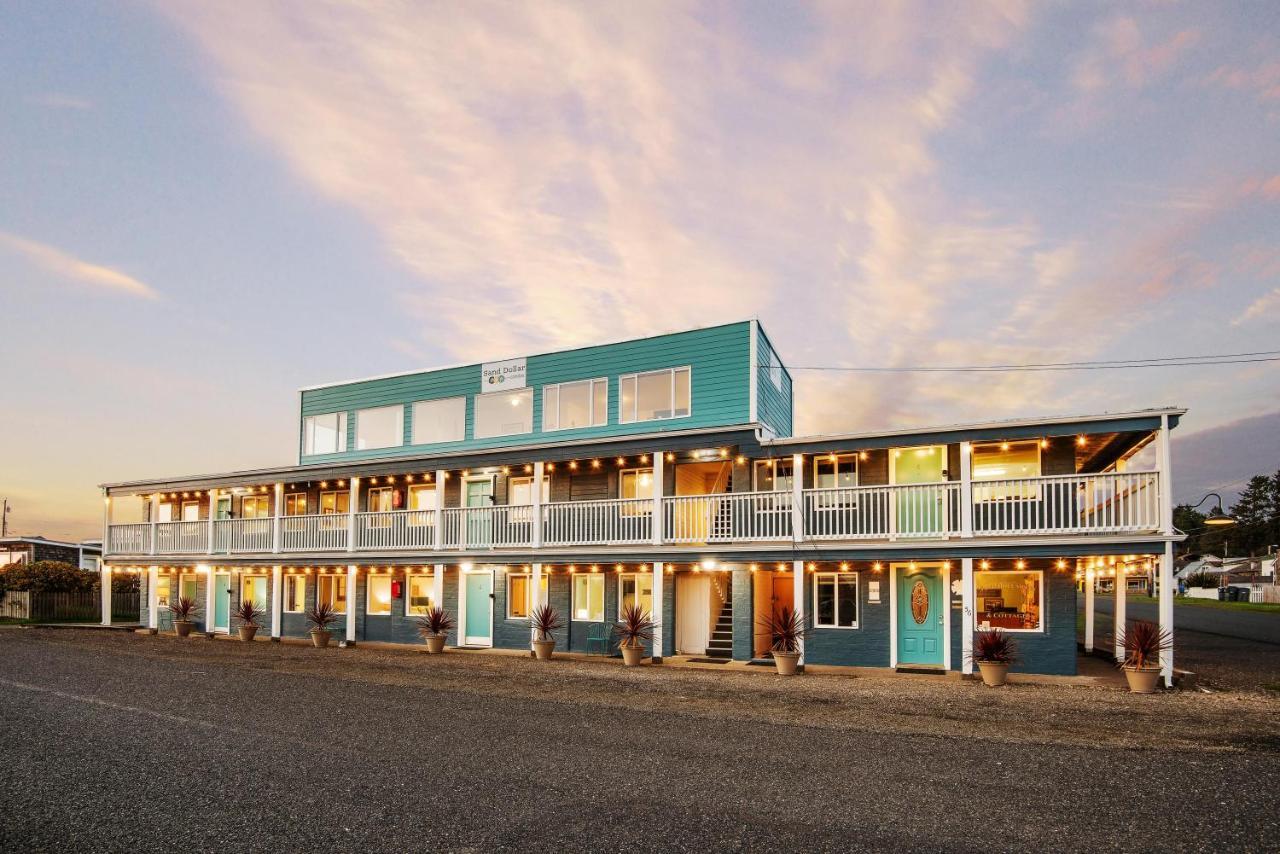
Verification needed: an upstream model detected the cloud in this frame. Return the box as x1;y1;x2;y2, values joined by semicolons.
26;92;93;110
1204;59;1280;103
1233;287;1280;326
0;231;158;299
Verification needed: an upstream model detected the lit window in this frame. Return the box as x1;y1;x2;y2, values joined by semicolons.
473;388;533;439
283;575;306;613
408;485;436;527
543;378;608;431
813;572;858;628
356;405;404;450
303;412;348;455
572;574;604;622
507;571;549;619
619;573;653;617
155;575;172;609
618;366;691;423
366;575;392;616
366;487;393;513
508;477;550;523
972;441;1042;502
753;459;794;492
320;491;350;515
240;574;268;609
407;574;435;616
975;569;1044;632
814;455;857;490
412;397;466;445
178;574;199;603
619;469;654;500
285;493;308;516
319;575;348;614
241;496;271;519
181;501;200;521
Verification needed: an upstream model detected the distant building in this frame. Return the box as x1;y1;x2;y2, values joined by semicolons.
0;536;103;570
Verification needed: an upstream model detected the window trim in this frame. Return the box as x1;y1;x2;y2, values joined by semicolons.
753;458;795;492
542;377;609;432
472;387;534;439
812;454;859;490
319;573;348;615
241;495;271;519
354;404;405;451
571;573;605;623
366;574;393;616
303;411;348;456
812;571;860;629
504;571;547;620
405;572;435;617
284;492;308;516
410;396;467;446
282;573;306;614
240;573;269;610
617;572;655;618
319;490;349;514
973;568;1046;634
618;366;692;424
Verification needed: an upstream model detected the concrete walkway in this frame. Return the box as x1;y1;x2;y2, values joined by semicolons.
1092;594;1279;645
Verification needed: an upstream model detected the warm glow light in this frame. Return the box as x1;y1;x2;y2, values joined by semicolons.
640;454;649;463
1076;435;1087;447
569;460;579;470
1056;559;1067;570
980;560;990;570
1015;559;1026;570
616;457;626;466
546;462;555;472
665;452;675;463
859;451;868;461
592;459;601;469
1000;442;1010;451
700;559;717;570
524;464;533;473
1040;439;1049;449
719;448;728;459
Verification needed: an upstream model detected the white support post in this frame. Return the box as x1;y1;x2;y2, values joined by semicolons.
1113;562;1127;663
531;462;544;549
1160;542;1174;686
272;483;284;553
791;453;804;543
792;559;805;667
346;564;358;644
205;565;216;633
346;478;360;553
148;567;159;629
961;557;974;674
207;490;218;555
149;493;160;556
100;566;112;625
959;442;974;538
433;563;445;612
530;562;544;651
1084;564;1095;652
102;493;111;556
434;471;447;551
1158;414;1174;537
270;565;282;640
652;562;664;662
651;452;665;546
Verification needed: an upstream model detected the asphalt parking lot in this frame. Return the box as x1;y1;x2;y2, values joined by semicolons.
2;628;1277;852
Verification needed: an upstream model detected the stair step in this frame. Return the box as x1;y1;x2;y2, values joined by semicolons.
704;648;731;659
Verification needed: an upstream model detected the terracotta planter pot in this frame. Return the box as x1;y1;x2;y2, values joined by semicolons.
772;650;800;676
174;620;193;638
310;629;332;649
1124;665;1162;694
146;627;158;636
238;625;258;642
977;661;1009;687
424;633;447;654
620;643;645;666
532;638;556;660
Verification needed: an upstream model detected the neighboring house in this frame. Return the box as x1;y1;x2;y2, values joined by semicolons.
99;319;1185;680
0;536;102;570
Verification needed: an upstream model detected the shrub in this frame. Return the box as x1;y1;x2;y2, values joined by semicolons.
968;629;1017;664
415;606;455;638
234;599;264;628
306;601;340;632
168;597;199;621
529;603;564;642
757;606;807;654
1118;619;1173;670
1183;571;1219;589
613;604;656;648
0;561;96;594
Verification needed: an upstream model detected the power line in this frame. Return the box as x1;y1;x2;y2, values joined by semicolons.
766;349;1280;374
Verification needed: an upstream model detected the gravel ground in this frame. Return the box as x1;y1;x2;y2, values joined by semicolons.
1;628;1278;852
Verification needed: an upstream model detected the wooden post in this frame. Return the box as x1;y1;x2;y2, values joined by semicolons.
530;562;543;652
1160;542;1174;686
272;483;284;553
434;471;447;551
148;567;159;630
1114;561;1127;663
531;462;544;549
346;478;360;553
961;557;974;675
791;454;804;543
651;452;665;546
792;559;805;668
271;565;282;640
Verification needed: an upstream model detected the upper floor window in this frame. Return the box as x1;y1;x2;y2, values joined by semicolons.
285;493;308;516
972;441;1041;502
619;468;653;500
412;397;466;445
754;458;794;492
355;405;403;450
619;367;690;424
543;378;608;431
473;388;532;439
319;491;349;515
814;454;858;490
241;495;271;518
303;412;347;455
766;347;783;390
367;487;393;513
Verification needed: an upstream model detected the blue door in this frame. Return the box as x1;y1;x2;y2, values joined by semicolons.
464;570;493;646
897;566;943;666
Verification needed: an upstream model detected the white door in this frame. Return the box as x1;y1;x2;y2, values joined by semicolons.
675;573;711;655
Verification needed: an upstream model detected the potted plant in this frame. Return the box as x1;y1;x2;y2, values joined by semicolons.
1117;619;1172;694
759;606;806;675
415;606;455;653
306;601;340;648
969;629;1017;687
234;599;264;642
613;603;656;666
529;603;565;661
168;597;199;638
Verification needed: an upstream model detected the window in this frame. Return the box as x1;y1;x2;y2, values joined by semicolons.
972;442;1041;502
813;573;858;628
408;484;436;527
407;573;435;616
241;496;271;518
473;388;533;438
285;493;308;516
543;378;608;431
319;574;348;613
283;574;306;613
241;574;268;609
754;458;795;492
508;476;550;522
367;575;392;615
572;574;604;622
178;574;199;603
0;549;27;566
814;455;858;490
618;366;690;423
619;573;653;617
156;502;174;523
367;487;393;512
412;397;466;445
766;346;783;390
303;412;348;455
619;468;654;499
975;569;1043;632
507;571;550;619
356;405;404;450
155;575;172;609
181;501;200;521
320;491;350;514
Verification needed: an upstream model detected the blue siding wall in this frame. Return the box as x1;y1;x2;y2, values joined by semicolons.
299;322;754;464
755;324;793;438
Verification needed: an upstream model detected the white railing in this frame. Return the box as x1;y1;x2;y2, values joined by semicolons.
212;518;274;553
280;513;349;552
108;523;151;555
972;471;1160;535
663;492;794;543
154;520;209;554
804;482;961;539
355;510;436;550
543;498;652;546
440;506;533;550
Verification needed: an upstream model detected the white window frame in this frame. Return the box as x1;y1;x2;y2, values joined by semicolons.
618;366;691;424
542;378;608;431
303;412;348;455
284;492;308;516
617;572;654;617
972;441;1043;502
753;458;795;492
240;573;269;610
407;484;437;527
178;573;200;604
181;501;200;521
283;574;306;613
241;495;271;519
366;574;393;616
155;574;173;609
411;396;466;445
505;571;548;620
319;491;349;515
319;574;348;614
406;572;435;616
973;569;1046;634
508;476;550;523
355;405;404;451
472;387;534;439
812;571;860;629
571;573;605;622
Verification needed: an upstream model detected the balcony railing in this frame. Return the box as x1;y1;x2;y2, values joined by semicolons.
106;472;1164;555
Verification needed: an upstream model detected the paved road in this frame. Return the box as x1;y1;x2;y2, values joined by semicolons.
1091;595;1280;645
2;631;1277;852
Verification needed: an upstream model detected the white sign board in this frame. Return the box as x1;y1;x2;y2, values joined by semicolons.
868;581;881;603
480;358;527;393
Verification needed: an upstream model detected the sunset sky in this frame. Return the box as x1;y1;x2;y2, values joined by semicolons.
3;1;1279;541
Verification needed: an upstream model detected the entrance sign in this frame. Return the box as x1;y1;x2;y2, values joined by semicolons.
481;358;526;392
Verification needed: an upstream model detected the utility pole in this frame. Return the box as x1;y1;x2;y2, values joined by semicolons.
1;498;9;537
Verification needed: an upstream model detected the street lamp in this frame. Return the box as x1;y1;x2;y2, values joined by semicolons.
1190;493;1236;527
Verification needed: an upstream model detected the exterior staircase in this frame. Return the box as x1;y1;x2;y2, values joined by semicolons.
706;597;734;659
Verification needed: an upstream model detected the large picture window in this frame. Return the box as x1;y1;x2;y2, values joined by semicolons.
975;569;1043;632
407;574;435;616
753;458;794;492
618;573;653;617
241;496;271;519
473;388;533;439
356;405;404;450
972;441;1041;502
412;397;466;445
240;574;268;610
155;575;172;609
813;572;858;628
285;493;308;516
320;491;350;515
367;575;392;615
283;574;306;613
319;574;348;614
507;571;550;619
543;378;608;431
618;366;690;423
303;412;347;455
572;574;604;622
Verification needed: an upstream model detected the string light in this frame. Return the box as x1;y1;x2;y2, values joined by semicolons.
1015;559;1026;570
640;454;649;464
524;464;533;473
980;560;990;570
718;448;728;459
859;451;869;461
569;460;579;471
591;459;601;469
665;452;675;463
546;462;555;472
616;457;626;466
1076;435;1087;447
736;455;746;465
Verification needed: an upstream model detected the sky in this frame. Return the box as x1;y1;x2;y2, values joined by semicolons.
2;1;1278;541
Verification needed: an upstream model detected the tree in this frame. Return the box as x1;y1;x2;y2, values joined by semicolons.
0;561;97;594
1173;504;1206;554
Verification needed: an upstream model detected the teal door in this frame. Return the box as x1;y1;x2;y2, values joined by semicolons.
213;572;232;632
897;566;944;666
464;570;493;645
894;447;945;537
464;478;494;547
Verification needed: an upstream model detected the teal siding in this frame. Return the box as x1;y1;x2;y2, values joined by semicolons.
755;324;793;438
300;322;754;464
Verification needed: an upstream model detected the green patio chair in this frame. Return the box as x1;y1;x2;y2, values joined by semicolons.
586;622;611;656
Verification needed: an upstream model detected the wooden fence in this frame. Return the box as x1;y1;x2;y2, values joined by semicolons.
0;589;137;622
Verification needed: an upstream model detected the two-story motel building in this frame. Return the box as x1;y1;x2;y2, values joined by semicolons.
100;320;1183;683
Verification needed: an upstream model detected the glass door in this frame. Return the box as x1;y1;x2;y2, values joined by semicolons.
464;478;494;547
893;447;945;537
